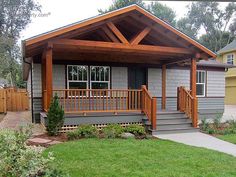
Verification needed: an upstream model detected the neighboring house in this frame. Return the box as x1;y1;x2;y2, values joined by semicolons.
22;5;229;134
217;40;236;105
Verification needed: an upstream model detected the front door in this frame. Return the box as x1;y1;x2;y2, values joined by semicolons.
128;67;147;89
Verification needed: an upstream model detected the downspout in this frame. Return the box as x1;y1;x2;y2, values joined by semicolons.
22;41;34;123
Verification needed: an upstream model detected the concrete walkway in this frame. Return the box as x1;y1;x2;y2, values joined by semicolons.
156;132;236;157
0;111;45;135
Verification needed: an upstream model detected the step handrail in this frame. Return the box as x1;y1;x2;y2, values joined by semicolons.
177;86;198;127
141;85;157;130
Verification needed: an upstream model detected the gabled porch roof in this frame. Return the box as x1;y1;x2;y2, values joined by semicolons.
22;4;216;80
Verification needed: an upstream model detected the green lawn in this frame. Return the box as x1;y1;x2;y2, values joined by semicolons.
217;134;236;144
44;139;236;177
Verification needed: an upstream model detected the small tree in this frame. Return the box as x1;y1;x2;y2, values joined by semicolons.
47;94;64;136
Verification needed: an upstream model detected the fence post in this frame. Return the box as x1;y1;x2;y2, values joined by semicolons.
151;98;157;130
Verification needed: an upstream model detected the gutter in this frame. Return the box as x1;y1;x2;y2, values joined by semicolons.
22;41;34;123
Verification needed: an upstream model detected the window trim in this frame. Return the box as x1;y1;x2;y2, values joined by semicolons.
196;70;206;97
90;66;110;90
67;65;89;90
226;54;234;65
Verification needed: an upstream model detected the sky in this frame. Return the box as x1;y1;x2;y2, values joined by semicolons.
20;0;230;41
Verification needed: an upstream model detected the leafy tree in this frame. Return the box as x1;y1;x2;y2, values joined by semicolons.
98;0;144;14
0;0;40;87
98;0;176;26
182;2;236;52
176;17;198;40
47;94;65;136
146;2;176;26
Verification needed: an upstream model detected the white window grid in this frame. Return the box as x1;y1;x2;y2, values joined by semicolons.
67;65;89;97
227;54;234;65
196;70;206;97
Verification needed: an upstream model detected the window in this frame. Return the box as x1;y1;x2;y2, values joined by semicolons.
67;65;88;89
227;54;234;65
90;66;110;89
196;71;206;97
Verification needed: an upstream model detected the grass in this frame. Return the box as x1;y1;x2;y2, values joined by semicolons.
44;139;236;177
217;134;236;144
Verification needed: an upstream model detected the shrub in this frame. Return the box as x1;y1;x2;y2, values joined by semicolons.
0;127;63;177
124;124;146;136
67;131;78;140
47;94;65;136
77;124;98;138
201;118;209;131
67;124;98;140
213;114;222;129
103;124;124;138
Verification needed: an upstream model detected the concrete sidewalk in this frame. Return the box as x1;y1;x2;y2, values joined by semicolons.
156;132;236;157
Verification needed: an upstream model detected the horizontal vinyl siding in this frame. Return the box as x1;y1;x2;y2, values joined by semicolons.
207;71;225;97
166;69;190;97
148;68;162;97
53;65;65;89
111;67;128;89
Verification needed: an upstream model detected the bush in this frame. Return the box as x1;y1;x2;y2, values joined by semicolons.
201;118;209;131
213;114;222;129
47;94;65;136
124;124;146;136
0;127;63;177
67;131;78;140
103;124;124;138
67;124;98;140
77;124;98;138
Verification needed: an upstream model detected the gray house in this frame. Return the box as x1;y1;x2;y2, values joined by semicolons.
22;5;229;134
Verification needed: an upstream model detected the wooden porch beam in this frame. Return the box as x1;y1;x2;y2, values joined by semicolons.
107;22;129;44
45;43;53;110
102;26;120;43
52;39;193;56
190;58;198;128
130;27;151;45
162;64;166;110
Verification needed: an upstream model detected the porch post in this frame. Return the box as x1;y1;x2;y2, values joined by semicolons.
45;43;53;110
41;51;46;111
162;64;166;110
190;58;198;128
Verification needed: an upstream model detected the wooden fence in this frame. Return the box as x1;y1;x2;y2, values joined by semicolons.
0;88;29;113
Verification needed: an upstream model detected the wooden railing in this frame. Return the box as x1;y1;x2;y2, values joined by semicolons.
52;89;142;113
141;85;157;130
43;87;157;130
177;86;198;127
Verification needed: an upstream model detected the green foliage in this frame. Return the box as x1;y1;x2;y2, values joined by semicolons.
102;124;124;138
0;0;41;87
201;118;209;131
47;94;65;136
147;2;176;26
77;124;98;138
98;0;176;26
0;127;62;177
182;2;236;52
124;124;146;136
98;0;144;14
67;131;78;140
67;124;98;140
213;114;222;129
